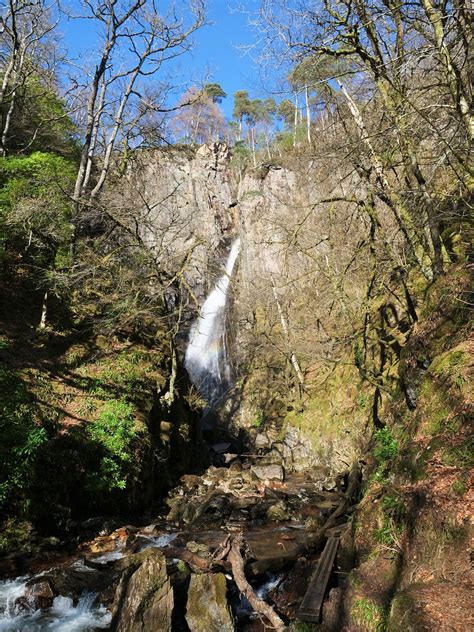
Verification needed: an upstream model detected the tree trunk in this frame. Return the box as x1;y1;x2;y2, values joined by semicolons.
271;275;305;388
305;84;311;145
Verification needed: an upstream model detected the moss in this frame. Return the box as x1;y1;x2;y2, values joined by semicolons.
213;572;228;606
417;378;452;435
450;473;468;496
428;343;472;399
351;598;387;631
282;363;369;467
387;592;420;631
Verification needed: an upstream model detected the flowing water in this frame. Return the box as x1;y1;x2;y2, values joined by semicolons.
185;238;241;408
0;532;181;630
0;580;111;631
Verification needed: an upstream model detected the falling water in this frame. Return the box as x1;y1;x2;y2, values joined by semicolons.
185;239;241;409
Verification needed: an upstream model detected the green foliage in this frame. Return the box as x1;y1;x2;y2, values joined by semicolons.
0;366;48;512
0;151;75;267
370;428;399;484
373;428;399;464
252;409;264;429
289;623;318;631
229;141;252;172
375;517;404;550
450;476;467;496
381;493;405;519
87;399;139;491
2;73;78;158
204;83;227;103
441;439;474;468
0;519;33;554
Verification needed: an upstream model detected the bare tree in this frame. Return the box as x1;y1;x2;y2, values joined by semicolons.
253;0;474;278
0;0;59;155
68;0;205;224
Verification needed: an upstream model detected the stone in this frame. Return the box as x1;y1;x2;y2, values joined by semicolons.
251;463;284;482
24;579;55;609
113;548;173;632
266;500;291;522
255;433;271;450
186;541;210;555
185;573;234;632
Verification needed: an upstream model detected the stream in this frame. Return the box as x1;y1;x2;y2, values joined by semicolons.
0;461;344;630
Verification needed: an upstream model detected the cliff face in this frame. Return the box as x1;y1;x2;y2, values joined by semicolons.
122;144;368;476
121;144;237;300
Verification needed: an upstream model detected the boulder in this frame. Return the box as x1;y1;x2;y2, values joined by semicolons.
251;463;284;482
113;548;173;632
185;573;234;632
24;579;55;610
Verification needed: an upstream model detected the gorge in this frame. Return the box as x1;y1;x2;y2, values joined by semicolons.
0;0;472;628
0;143;471;631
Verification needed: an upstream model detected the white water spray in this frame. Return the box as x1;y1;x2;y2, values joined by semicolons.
185;238;241;406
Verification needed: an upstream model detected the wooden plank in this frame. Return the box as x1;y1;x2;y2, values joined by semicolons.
297;536;340;623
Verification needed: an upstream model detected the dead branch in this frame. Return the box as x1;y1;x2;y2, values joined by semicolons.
228;533;286;631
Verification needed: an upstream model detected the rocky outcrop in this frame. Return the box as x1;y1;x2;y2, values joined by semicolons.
112;548;173;632
185;573;234;632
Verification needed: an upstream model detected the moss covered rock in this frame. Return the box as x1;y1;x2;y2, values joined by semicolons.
185;572;234;632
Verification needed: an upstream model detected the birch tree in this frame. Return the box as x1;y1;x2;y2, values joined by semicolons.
69;0;205;229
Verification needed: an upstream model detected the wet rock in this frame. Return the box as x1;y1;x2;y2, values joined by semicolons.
112;548;173;632
211;442;232;454
267;500;291;522
186;541;211;556
38;566;114;601
186;573;234;632
228;458;242;471
24;578;55;609
88;536;116;554
180;474;202;490
251;463;284;482
111;526;138;540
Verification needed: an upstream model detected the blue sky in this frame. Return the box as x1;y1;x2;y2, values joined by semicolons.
61;0;277;120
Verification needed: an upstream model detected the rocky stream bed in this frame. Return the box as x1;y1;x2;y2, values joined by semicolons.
0;439;357;631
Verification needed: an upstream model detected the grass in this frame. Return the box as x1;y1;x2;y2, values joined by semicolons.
441;439;474;468
450;475;468;496
351;598;387;631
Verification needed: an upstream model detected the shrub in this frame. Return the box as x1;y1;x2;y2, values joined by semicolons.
0;366;48;512
87;399;139;491
373;428;399;464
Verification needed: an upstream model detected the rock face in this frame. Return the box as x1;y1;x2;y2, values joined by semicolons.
185;573;234;632
122;145;363;475
121;143;237;299
113;548;173;632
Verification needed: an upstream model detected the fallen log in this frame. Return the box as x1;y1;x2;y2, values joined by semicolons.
160;546;212;571
306;461;361;552
227;533;286;631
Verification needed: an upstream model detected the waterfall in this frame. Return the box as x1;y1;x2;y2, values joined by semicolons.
185;239;241;409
